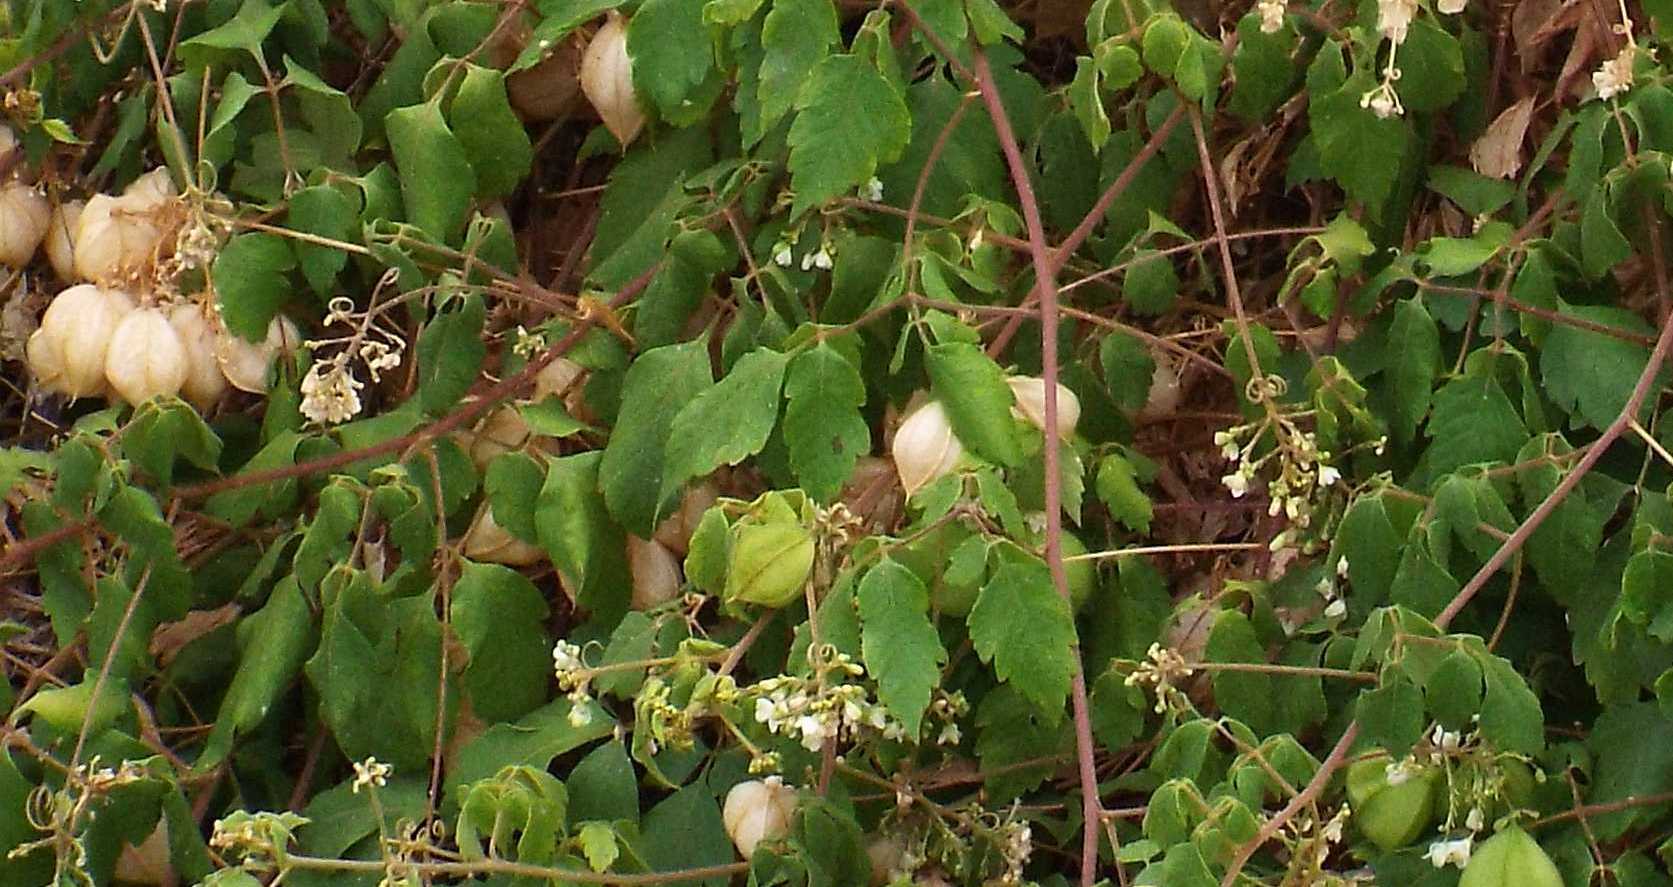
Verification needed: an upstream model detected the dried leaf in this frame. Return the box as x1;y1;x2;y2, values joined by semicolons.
149;602;241;666
1471;96;1536;179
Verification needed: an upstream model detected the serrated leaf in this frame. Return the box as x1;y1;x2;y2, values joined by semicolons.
1100;331;1156;413
857;559;946;737
627;0;716;119
599;340;715;536
1095;454;1152;533
1387;297;1442;443
1423;356;1529;477
659;347;787;510
788;54;910;217
538;452;631;625
1476;650;1545;754
449;65;533;199
784;342;870;501
1069;58;1111;151
1540;302;1654;430
754;0;837;143
386;101;476;245
925;342;1022;465
1308;41;1412;213
1356;675;1425;758
969;555;1077;719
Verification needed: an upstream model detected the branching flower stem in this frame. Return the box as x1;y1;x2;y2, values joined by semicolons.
969;47;1103;887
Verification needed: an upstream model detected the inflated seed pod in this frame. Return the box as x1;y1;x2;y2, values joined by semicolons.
652;480;717;555
215;315;300;393
26;284;135;397
467;405;532;470
891;400;963;497
122;167;178;208
168;302;229;409
1005;375;1080;438
628;534;682;609
508;35;584;121
722;778;796;859
579;12;644;146
462;508;545;566
105;306;190;404
74;193;167;283
533;355;585;400
0;182;50;268
44;199;84;281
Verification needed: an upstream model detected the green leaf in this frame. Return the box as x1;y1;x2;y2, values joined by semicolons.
1068;58;1111;151
926;342;1022;466
1587;702;1673;839
659;348;788;509
214;233;297;341
1356;675;1426;758
975;685;1065;800
1386;297;1442;443
1308;41;1412;213
599;339;715;536
1540;302;1654;430
567;740;640;825
385;101;476;244
1423;355;1529;477
416;297;486;415
969;554;1078;719
637;785;733;887
787;54;910;217
857;559;947;737
449;65;533;199
452;561;551;723
783;341;870;502
1393;20;1464;113
1095;453;1153;533
537;452;631;626
447;698;615;800
196;578;317;770
1476;649;1545;755
287;184;357;299
1581;190;1632;280
627;0;716;119
1100;331;1156;413
754;0;838;143
1229;16;1297;121
577;822;620;872
179;0;284;69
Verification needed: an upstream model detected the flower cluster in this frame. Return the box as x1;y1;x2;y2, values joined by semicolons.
993;817;1033;885
209;810;310;871
300;287;408;426
751;673;901;753
352;756;392;793
1215;408;1363;545
1257;0;1286;33
1360;0;1468;118
1125;643;1195;714
552;639;600;727
1425;835;1473;869
1594;45;1635;101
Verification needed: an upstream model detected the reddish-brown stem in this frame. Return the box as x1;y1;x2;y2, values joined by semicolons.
970;49;1102;887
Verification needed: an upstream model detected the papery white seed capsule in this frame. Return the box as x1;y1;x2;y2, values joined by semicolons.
1139;350;1182;419
652;480;717;555
168;301;229;409
462;507;545;566
891;399;964;497
0;123;16;163
215;314;300;393
628;534;682;610
507;36;584;121
467;405;532;470
533;355;585;400
44;199;84;281
580;12;645;148
1005;375;1080;438
112;819;171;887
121;167;178;209
105;306;189;404
723;778;797;859
74;193;168;283
0;182;50;268
27;284;135;397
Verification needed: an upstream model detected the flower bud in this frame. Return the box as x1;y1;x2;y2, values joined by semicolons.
0;183;50;268
168;302;229;409
216;315;300;393
1005;375;1080;438
105;306;189;404
27;284;134;397
628;534;682;610
463;508;545;566
44;199;84;281
508;35;584;121
653;480;717;555
580;12;645;147
723;778;796;858
74;193;169;283
891;400;963;497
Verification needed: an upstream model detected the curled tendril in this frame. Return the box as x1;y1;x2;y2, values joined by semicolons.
24;784;56;831
1244;374;1288;403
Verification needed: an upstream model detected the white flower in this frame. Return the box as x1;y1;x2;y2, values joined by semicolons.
812;248;833;271
1360;80;1404;119
1437;0;1466;13
1594;46;1635;101
795;714;830;752
773;246;793;267
299;359;364;425
1376;0;1418;42
754;697;777;726
861;177;884;201
1431;724;1462;752
352;757;391;793
568;701;594;728
1424;836;1473;869
1257;0;1286;32
937;723;961;746
1222;470;1250;498
1318;464;1341;487
1324;599;1347;619
1385;758;1416;786
1336;556;1350;578
1465;807;1484;831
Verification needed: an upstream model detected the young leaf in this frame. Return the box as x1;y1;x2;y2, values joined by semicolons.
385;101;476;244
968;555;1078;719
926;342;1023;466
857;559;947;737
788;54;910;217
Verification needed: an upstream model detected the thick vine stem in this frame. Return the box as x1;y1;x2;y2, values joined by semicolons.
969;48;1104;887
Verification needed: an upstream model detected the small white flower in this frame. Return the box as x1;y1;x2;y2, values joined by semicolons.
1437;0;1466;13
1222;471;1250;498
1318;464;1342;487
795;714;829;752
299;359;364;425
1336;556;1350;578
552;640;584;673
773;246;793;268
812;248;833;271
1360;80;1404;119
937;723;961;746
1375;0;1418;42
1465;807;1484;832
754;697;776;726
800;250;816;271
1424;836;1473;869
861;177;884;201
1431;724;1462;752
1594;46;1635;101
352;757;391;793
1385;759;1414;786
568;701;594;727
1324;599;1347;619
1257;0;1286;32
